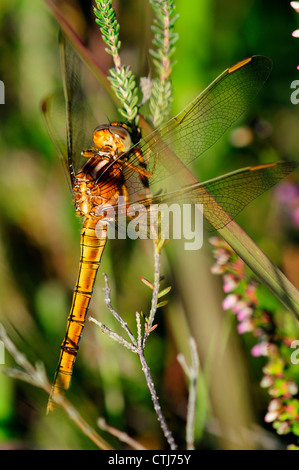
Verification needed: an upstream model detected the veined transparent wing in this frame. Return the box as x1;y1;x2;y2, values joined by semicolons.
42;34;100;189
108;56;273;199
108;161;297;237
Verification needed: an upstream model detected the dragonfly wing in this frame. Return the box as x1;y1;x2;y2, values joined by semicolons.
121;161;297;236
60;34;99;180
120;56;273;198
178;161;297;230
41;91;71;189
42;34;101;188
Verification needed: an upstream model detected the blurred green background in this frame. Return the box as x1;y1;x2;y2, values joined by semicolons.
0;0;299;450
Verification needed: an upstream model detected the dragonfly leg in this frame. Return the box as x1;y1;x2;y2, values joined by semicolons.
123;158;152;179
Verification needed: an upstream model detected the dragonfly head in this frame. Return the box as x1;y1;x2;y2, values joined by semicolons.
92;122;132;157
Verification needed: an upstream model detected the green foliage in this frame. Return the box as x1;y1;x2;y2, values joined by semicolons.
94;0;121;58
108;67;139;122
94;0;179;128
149;0;179;127
94;0;139;124
149;0;179;76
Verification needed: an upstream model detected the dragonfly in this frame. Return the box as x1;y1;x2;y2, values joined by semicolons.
42;36;297;412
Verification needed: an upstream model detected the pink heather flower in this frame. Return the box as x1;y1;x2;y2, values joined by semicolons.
265;410;280;423
251;342;270;357
274;182;299;204
260;375;275;388
237;318;254;334
236;306;253;321
214;248;231;265
210;264;226;275
232;300;250;314
285;403;299;418
268;398;282;411
252;327;263;337
276;422;291;435
264;399;282;422
287;381;298;396
209;236;221;247
223;274;238;293
209;237;233;251
291;2;299;13
245;283;258;304
222;294;239;310
265;343;279;357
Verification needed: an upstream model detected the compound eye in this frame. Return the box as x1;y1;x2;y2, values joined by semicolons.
93;125;110;148
109;126;132;152
94;124;107;133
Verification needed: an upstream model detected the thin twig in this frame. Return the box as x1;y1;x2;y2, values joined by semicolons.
142;243;161;346
138;348;177;449
136;312;142;348
89;317;137;352
98;417;147;450
103;273;137;346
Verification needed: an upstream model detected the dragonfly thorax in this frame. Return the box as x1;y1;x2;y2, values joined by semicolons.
73;154;127;218
73;122;133;218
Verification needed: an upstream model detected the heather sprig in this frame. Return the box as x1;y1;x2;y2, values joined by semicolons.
94;0;139;124
210;236;299;449
94;0;179;128
149;0;179;127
